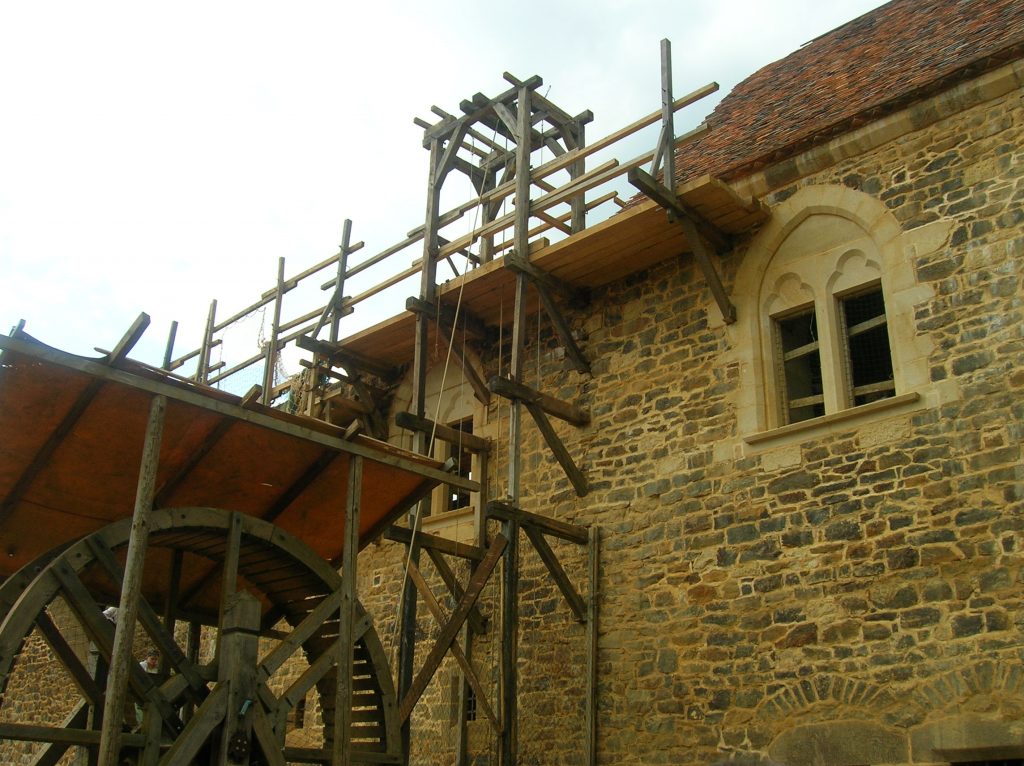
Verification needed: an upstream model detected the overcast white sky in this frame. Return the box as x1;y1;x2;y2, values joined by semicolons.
1;1;886;372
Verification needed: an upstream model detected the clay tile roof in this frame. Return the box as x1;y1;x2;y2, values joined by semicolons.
674;0;1024;185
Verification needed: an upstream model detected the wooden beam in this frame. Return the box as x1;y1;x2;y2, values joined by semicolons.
584;526;600;766
394;411;490;453
425;546;487;635
262;451;336;524
296;334;398;380
98;394;166;766
406;561;500;733
628;166;729;250
523;525;585;622
485;500;588;545
49;559;181;733
35;612;103;705
628;167;737;323
435;321;492;407
534;280;590;375
384;524;484;562
85;536;208;706
333;455;362;766
503;253;588;308
158;684;227;765
488;376;590;426
498;518;518;766
398;533;507;722
523;401;588;497
404;297;492;343
675;214;738;325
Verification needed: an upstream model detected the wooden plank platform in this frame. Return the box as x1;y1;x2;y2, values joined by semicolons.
339;175;768;366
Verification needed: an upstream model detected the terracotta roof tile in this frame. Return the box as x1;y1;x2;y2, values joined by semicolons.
673;0;1024;185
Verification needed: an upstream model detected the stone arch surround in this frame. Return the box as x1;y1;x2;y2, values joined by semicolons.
724;183;951;441
717;658;1024;765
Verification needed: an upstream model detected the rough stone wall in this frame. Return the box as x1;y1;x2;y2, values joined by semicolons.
357;75;1024;766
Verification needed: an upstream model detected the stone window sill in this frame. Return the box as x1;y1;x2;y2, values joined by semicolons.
744;392;921;447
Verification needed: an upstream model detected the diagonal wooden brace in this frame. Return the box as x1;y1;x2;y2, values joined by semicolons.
533;279;590;375
398;533;507;723
523;400;588;497
523;526;586;622
407;561;501;733
628;166;737;324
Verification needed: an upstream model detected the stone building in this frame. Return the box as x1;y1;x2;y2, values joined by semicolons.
353;0;1024;764
1;0;1022;765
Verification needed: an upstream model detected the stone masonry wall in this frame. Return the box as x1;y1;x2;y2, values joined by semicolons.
357;74;1024;765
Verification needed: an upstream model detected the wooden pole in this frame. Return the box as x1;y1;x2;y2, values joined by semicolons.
332;455;362;766
162;320;178;370
499;83;532;766
399;135;444;765
584;526;600;766
262;257;285;405
330;220;353;344
661;39;675;194
197;300;217;384
216;590;262;766
570;119;586;233
96;394;166;766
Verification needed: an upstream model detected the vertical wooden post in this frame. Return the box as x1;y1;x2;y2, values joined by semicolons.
160;549;183;677
584;526;600;766
216;512;244;663
216;591;262;766
500;83;533;766
96;394;166;766
454;448;489;766
570;119;587;233
499;518;519;766
330;220;353;344
183;621;201;723
197;300;217;384
262;257;286;405
659;39;675;193
162;320;178;370
400;135;445;764
332;455;362;766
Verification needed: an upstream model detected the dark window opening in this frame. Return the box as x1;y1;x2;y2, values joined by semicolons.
775;307;824;424
841;286;895;406
953;760;1024;766
445;418;473;512
465;683;477;722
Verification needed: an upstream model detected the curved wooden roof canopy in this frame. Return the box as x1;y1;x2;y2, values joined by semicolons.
0;331;461;596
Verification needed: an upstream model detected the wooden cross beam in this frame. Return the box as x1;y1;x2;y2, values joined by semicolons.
485;500;589;545
385;524;485;562
628;166;737;324
488;376;590;426
424;547;488;635
405;297;493;343
395;411;492;453
398;533;507;723
406;561;501;733
296;334;398;380
503;253;589;308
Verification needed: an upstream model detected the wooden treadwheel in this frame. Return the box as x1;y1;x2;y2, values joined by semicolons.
0;507;400;765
